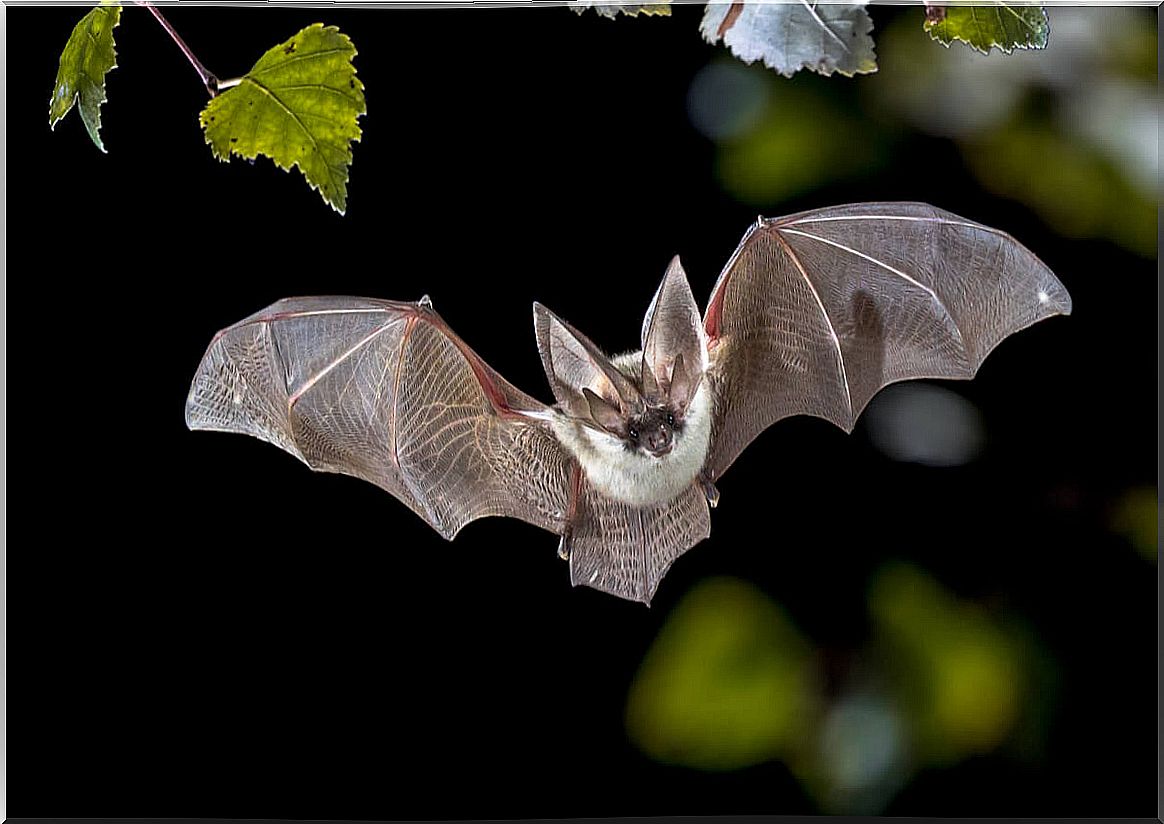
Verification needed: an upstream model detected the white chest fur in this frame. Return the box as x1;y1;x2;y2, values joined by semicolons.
550;377;713;507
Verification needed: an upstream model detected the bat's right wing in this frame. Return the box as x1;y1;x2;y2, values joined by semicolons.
701;202;1071;482
186;297;573;540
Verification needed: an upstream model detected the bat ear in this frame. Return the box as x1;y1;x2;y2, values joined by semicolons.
667;352;702;415
534;302;642;417
583;388;627;435
641;256;706;406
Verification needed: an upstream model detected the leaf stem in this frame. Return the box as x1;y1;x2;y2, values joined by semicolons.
137;1;219;96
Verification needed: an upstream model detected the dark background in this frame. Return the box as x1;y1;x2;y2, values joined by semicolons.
8;5;1157;819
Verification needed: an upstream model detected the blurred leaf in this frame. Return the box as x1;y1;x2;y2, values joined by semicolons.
1111;486;1159;563
49;4;121;152
715;83;884;206
1064;79;1159;198
871;7;1156;256
869;563;1024;763
571;1;670;18
200;23;366;214
924;2;1049;55
965;118;1156;258
626;577;819;770
1104;18;1158;81
701;1;877;78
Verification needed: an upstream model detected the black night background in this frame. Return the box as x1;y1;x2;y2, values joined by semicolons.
6;4;1157;819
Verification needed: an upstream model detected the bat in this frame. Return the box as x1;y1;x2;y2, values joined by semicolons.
185;202;1070;604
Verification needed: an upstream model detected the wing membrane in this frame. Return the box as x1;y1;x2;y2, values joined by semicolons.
702;202;1070;480
186;297;572;539
566;480;711;605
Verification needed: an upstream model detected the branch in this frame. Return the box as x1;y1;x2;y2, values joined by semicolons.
137;1;219;96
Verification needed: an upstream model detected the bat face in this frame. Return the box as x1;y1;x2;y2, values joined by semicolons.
186;202;1071;604
625;406;677;457
582;386;677;455
536;257;715;508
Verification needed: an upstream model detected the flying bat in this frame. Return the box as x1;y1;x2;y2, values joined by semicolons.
185;202;1070;604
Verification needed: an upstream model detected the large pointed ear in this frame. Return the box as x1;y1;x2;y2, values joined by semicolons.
582;388;626;436
640;256;706;408
534;302;642;418
667;353;701;415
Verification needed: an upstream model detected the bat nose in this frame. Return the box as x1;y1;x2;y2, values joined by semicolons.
647;426;672;454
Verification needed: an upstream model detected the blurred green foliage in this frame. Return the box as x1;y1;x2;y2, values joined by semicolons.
698;7;1156;257
625;577;820;770
869;563;1025;763
712;78;887;206
962;116;1156;258
627;564;1051;813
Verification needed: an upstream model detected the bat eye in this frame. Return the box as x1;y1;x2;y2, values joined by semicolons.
667;412;675;427
628;425;639;441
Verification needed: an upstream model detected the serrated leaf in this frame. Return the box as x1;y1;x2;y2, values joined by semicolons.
200;23;366;214
701;1;876;78
924;2;1049;55
571;1;671;18
49;4;121;152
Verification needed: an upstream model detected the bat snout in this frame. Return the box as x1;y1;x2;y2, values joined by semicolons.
646;425;673;456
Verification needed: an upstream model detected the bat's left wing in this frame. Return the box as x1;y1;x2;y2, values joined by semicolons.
701;202;1071;482
185;296;573;541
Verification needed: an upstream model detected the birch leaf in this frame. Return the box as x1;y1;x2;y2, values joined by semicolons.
924;2;1049;55
200;23;366;214
701;1;876;78
49;4;121;152
571;1;671;18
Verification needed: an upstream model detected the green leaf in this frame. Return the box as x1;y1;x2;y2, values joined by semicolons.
869;563;1026;762
924;2;1049;55
964;117;1156;258
701;1;877;78
571;1;670;18
200;23;366;214
625;577;820;770
714;82;886;206
49;4;121;152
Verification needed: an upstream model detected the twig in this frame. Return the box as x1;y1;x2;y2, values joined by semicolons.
136;1;220;96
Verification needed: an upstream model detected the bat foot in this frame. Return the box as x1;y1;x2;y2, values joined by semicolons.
699;475;720;509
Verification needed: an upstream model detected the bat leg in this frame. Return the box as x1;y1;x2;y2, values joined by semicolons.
558;462;584;561
698;473;720;509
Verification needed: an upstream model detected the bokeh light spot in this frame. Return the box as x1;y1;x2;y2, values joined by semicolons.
863;383;985;467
